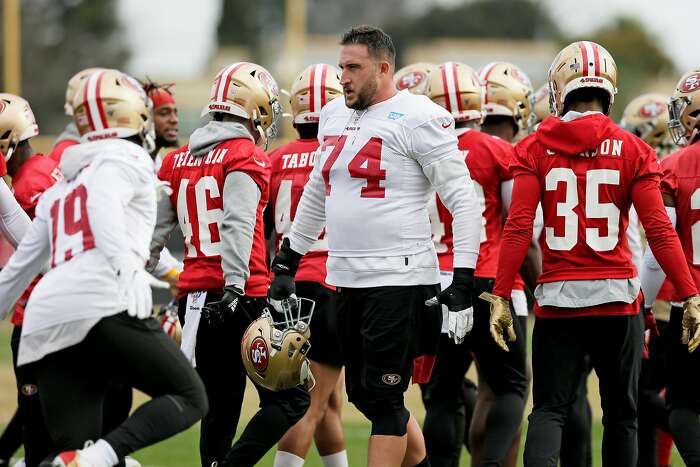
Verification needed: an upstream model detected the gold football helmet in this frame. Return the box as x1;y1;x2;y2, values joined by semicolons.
202;62;282;143
548;41;617;117
669;69;700;146
0;94;39;161
479;61;535;132
621;93;673;154
72;69;155;151
290;64;343;124
241;297;315;392
64;67;106;116
533;84;552;125
394;62;437;96
428;61;483;123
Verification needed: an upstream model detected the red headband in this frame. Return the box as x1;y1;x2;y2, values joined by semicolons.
149;88;176;109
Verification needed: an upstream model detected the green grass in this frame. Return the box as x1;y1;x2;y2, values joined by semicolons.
0;321;686;467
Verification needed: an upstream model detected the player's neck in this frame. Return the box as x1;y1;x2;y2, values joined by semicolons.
565;101;604;114
369;83;398;107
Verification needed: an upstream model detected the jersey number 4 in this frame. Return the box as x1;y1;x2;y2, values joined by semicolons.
546;168;620;251
321;135;386;198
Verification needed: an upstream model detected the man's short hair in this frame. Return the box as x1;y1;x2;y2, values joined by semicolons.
340;25;396;67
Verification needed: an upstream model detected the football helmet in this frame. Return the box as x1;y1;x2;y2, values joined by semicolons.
0;94;39;161
72;69;155;152
548;41;617;117
669;69;700;146
428;61;483;123
394;62;437;96
64;68;105;116
479;61;535;132
202;62;282;144
533;84;552;124
241;297;315;392
290;64;343;124
621;93;673;153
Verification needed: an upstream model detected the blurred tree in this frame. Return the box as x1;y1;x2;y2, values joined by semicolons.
0;0;128;134
306;0;404;35
385;0;561;65
579;17;676;119
217;0;284;62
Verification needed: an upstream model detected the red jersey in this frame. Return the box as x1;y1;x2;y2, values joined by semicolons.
268;138;330;288
431;130;523;286
11;154;62;326
660;143;700;294
495;114;696;317
158;139;271;297
48;139;79;163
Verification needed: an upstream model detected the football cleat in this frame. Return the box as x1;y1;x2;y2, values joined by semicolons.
124;457;141;467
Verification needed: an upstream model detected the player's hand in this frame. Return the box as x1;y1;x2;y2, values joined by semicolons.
268;238;302;312
115;259;153;320
479;292;517;352
425;268;474;344
642;306;660;338
202;286;244;327
682;295;700;353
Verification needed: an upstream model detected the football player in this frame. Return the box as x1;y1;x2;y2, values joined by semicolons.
0;94;59;467
421;61;528;467
621;92;675;467
269;64;348;467
485;41;700;466
269;26;482;467
149;62;310;467
0;69;208;467
143;80;180;157
640;69;700;466
48;68;104;162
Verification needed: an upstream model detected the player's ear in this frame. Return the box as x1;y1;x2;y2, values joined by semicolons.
378;60;391;76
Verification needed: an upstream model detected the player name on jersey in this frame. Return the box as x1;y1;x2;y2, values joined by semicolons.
172;148;228;169
281;151;317;170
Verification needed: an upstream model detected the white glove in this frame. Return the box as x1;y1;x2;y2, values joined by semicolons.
448;307;473;344
114;258;153;319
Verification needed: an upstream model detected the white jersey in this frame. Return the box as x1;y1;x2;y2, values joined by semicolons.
289;90;481;287
0;139;156;365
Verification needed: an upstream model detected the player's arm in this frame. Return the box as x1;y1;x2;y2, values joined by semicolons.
0;210;51;320
501;178;541;290
87;160;153;319
639;201;675;308
0;179;31;247
147;183;179;272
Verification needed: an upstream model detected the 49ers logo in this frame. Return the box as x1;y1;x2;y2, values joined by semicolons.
639;101;665;118
0;100;5;114
397;71;426;91
511;67;532;87
250;336;269;372
680;73;700;93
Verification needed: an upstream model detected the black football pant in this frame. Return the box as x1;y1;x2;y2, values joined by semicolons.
179;294;309;467
637;319;670;467
666;306;700;466
0;409;21;464
559;357;592;467
524;313;643;467
32;312;207;464
421;278;528;467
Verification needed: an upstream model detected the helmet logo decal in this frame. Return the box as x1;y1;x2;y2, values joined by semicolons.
382;374;401;385
639;101;665;118
0;100;5;113
680;73;700;93
250;336;269;372
397;71;426;91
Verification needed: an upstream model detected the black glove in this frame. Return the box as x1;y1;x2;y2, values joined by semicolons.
268;238;303;302
201;285;244;327
425;267;474;311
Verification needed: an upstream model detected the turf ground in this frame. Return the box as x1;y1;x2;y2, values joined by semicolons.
0;320;685;466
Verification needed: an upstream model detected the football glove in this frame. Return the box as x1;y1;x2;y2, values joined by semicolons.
642;306;660;338
682;294;700;353
479;292;517;352
425;268;475;344
201;286;244;327
268;238;302;312
115;258;153;320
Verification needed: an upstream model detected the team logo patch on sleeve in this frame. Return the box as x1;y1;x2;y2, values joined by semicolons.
382;373;401;385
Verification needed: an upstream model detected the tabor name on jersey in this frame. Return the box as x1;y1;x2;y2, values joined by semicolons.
281;151;316;170
547;139;624;158
173;148;229;169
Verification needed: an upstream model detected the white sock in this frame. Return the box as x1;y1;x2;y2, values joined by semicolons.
80;439;119;467
273;450;305;467
321;450;348;467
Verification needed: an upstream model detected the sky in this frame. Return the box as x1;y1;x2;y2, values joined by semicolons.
117;0;699;80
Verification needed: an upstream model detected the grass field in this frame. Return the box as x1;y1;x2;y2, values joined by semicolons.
0;321;685;466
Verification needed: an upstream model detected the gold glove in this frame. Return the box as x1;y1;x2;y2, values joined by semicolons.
682;295;700;353
479;292;517;352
